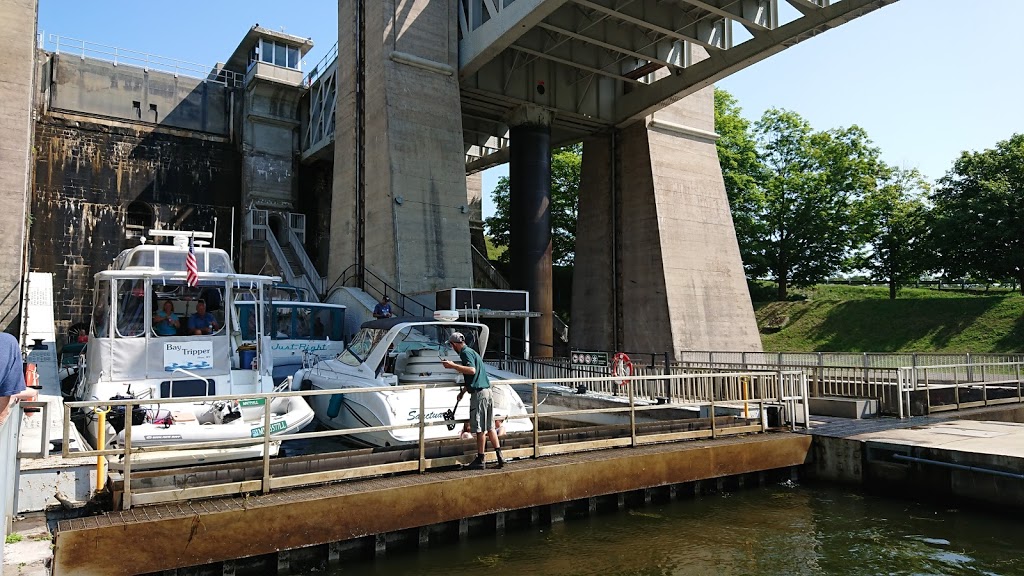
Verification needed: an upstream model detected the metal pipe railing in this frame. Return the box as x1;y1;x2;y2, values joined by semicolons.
47;34;242;87
64;369;807;509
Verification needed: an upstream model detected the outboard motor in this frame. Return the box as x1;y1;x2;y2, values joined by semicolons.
107;393;146;434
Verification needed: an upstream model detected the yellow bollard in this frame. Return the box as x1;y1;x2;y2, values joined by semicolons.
742;377;750;420
95;408;110;492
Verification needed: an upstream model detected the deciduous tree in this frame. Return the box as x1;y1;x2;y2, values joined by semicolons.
856;166;931;299
747;109;882;299
930;133;1024;293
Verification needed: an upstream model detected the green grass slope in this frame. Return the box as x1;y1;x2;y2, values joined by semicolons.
754;285;1024;353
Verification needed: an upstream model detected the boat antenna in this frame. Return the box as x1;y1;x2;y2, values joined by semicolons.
213;216;218;248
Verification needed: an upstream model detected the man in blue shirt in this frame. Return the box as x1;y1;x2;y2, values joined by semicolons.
0;332;27;426
441;331;505;470
188;300;219;335
373;295;393;319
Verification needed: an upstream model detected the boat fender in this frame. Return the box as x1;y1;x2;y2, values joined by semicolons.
326;394;344;419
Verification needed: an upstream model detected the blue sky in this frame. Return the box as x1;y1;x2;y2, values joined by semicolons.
39;0;1024;220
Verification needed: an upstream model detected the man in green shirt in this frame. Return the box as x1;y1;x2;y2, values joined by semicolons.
441;331;506;470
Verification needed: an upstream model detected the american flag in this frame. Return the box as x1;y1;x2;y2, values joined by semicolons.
185;235;199;287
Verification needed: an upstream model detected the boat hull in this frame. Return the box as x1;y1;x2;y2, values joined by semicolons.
305;374;532;447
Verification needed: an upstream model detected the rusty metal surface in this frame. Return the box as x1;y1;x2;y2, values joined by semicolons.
53;432;810;575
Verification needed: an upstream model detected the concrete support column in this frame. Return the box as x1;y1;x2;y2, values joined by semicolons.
0;0;37;333
572;88;761;357
508;105;554;357
467;172;487;256
330;0;472;296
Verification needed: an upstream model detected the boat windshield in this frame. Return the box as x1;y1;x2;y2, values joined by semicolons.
338;328;388;366
338;324;483;367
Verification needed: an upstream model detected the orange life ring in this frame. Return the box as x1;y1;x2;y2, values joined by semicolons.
610;352;633;389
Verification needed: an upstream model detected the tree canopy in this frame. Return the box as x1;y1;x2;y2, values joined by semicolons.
930;133;1024;292
855;166;931;299
714;95;886;300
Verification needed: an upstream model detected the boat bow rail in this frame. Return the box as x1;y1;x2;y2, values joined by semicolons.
63;369;808;510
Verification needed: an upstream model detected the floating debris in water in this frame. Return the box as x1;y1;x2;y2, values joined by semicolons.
778;479;799;488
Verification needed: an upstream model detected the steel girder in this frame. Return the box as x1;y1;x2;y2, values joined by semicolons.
458;0;899;172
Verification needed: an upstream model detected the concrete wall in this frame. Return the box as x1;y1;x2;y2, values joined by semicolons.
572;132;616;351
239;77;302;211
0;0;38;334
330;0;473;296
31;115;240;336
572;87;761;356
467;172;486;255
48;54;231;135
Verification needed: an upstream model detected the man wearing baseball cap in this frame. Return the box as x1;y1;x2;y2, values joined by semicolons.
441;331;506;470
373;295;393;319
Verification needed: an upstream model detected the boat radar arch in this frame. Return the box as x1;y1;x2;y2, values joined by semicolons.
433;310;459;322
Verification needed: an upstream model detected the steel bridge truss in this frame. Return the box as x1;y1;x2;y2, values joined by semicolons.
299;1;898;172
459;0;898;172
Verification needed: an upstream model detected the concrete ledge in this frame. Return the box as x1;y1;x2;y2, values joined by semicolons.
809;397;878;419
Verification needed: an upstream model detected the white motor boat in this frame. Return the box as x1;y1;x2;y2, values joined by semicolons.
72;230;314;467
234;288;346;385
293;316;532;447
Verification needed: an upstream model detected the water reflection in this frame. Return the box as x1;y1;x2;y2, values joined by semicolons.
320;483;1024;576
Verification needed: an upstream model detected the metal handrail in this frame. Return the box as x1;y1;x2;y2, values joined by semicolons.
470;246;510;290
260;225;319;300
17;401;51;459
328;264;434;318
302;41;339;88
285;227;324;296
64;369;807;509
47;34;243;87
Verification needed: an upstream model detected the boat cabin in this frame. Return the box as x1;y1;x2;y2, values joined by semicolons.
78;231;281;401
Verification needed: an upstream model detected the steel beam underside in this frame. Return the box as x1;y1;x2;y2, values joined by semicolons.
457;0;898;171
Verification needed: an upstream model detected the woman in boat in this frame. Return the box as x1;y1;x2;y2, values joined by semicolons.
153;300;180;336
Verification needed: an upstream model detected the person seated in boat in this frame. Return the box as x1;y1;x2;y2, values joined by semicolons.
240;308;256;339
152;300;180;336
187;300;219;335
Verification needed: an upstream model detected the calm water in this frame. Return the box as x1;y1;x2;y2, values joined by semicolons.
320;483;1024;576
